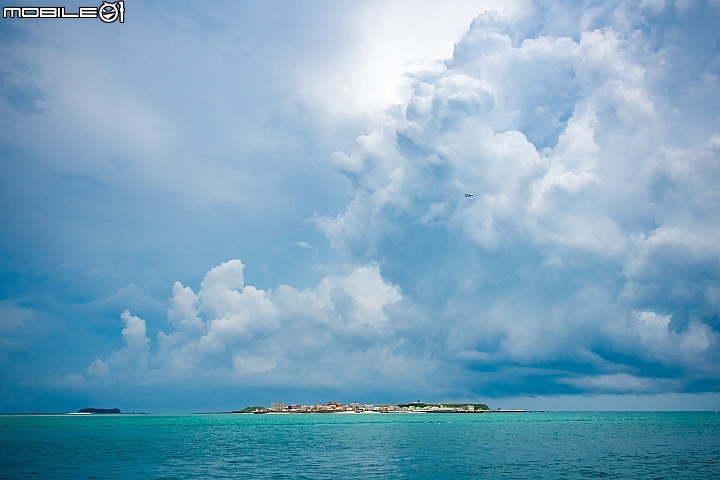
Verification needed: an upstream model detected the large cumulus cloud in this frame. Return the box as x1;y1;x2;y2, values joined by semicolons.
91;2;720;398
85;260;430;392
316;5;720;395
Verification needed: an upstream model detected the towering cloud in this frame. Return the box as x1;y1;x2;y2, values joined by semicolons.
89;3;720;398
316;6;720;395
88;260;414;390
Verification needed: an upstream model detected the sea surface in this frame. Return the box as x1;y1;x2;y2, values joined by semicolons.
1;411;719;479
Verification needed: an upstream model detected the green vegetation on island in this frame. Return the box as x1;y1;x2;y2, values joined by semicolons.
233;406;268;413
78;408;121;414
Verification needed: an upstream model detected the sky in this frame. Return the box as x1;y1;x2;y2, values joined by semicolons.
1;0;720;413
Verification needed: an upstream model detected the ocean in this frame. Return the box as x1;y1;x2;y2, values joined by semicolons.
1;411;719;479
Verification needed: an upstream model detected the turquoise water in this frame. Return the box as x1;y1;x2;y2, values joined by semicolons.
1;412;719;478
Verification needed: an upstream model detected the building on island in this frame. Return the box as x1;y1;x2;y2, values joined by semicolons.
270;402;283;412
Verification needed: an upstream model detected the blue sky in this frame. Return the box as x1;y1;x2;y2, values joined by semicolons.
1;0;720;412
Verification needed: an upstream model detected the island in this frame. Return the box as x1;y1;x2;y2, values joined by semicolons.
75;408;121;414
233;401;526;414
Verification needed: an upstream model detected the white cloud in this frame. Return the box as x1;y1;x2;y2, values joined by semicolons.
86;260;408;388
90;311;151;381
86;358;110;379
297;0;525;116
310;8;720;394
233;354;277;377
317;19;658;263
78;4;720;398
166;282;204;333
613;311;715;364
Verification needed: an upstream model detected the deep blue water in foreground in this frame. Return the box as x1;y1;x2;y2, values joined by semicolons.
1;412;719;479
